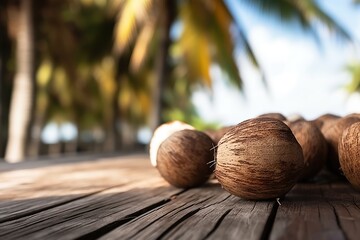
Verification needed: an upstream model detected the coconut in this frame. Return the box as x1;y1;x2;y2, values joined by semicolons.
312;113;340;131
322;116;360;175
149;121;194;167
339;122;360;190
204;126;233;145
345;113;360;119
204;126;233;180
257;112;286;121
287;120;327;180
157;129;215;188
286;114;305;123
215;118;304;200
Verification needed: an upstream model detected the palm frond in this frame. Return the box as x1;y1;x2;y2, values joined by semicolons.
217;0;266;86
217;1;259;68
178;2;212;86
346;63;360;92
240;0;309;23
113;0;154;54
239;0;351;41
203;1;243;88
109;0;125;11
299;0;351;41
118;72;151;125
129;18;156;72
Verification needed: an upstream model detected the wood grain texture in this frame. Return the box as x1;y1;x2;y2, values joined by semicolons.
269;183;359;240
100;183;227;240
100;182;276;240
1;154;360;240
206;197;276;240
0;180;181;239
0;154;157;222
323;183;360;240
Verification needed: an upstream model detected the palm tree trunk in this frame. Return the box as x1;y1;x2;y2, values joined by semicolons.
0;55;3;157
27;114;43;157
150;0;176;133
0;56;12;159
112;78;122;149
102;97;121;152
5;0;34;162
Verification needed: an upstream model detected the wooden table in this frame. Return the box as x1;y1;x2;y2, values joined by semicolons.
0;153;359;240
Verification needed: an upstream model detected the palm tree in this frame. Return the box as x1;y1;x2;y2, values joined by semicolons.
112;0;351;132
3;0;352;161
28;1;121;155
5;0;34;162
0;1;14;158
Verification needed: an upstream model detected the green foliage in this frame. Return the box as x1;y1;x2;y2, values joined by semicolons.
112;0;352;130
2;0;354;151
345;62;360;92
112;0;247;89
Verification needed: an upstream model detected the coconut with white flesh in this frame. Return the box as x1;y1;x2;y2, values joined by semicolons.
149;121;194;167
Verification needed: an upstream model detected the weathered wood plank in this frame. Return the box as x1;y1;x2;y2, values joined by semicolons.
2;154;360;240
207;200;276;240
323;183;360;240
0;154;156;222
269;183;347;240
0;152;131;172
100;183;276;240
0;154;152;196
0;179;182;240
99;183;228;240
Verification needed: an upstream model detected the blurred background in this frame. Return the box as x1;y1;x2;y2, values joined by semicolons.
0;0;359;163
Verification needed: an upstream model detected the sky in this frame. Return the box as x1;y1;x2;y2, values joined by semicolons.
192;0;360;126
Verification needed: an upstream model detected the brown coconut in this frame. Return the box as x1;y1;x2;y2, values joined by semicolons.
257;112;287;121
312;113;340;131
286;114;305;123
322;116;360;175
215;118;304;200
204;126;233;180
287;120;327;180
339;122;360;190
345;113;360;119
204;126;233;145
157;129;215;188
149;121;194;167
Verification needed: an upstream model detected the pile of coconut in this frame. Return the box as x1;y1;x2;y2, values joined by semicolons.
149;113;360;200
